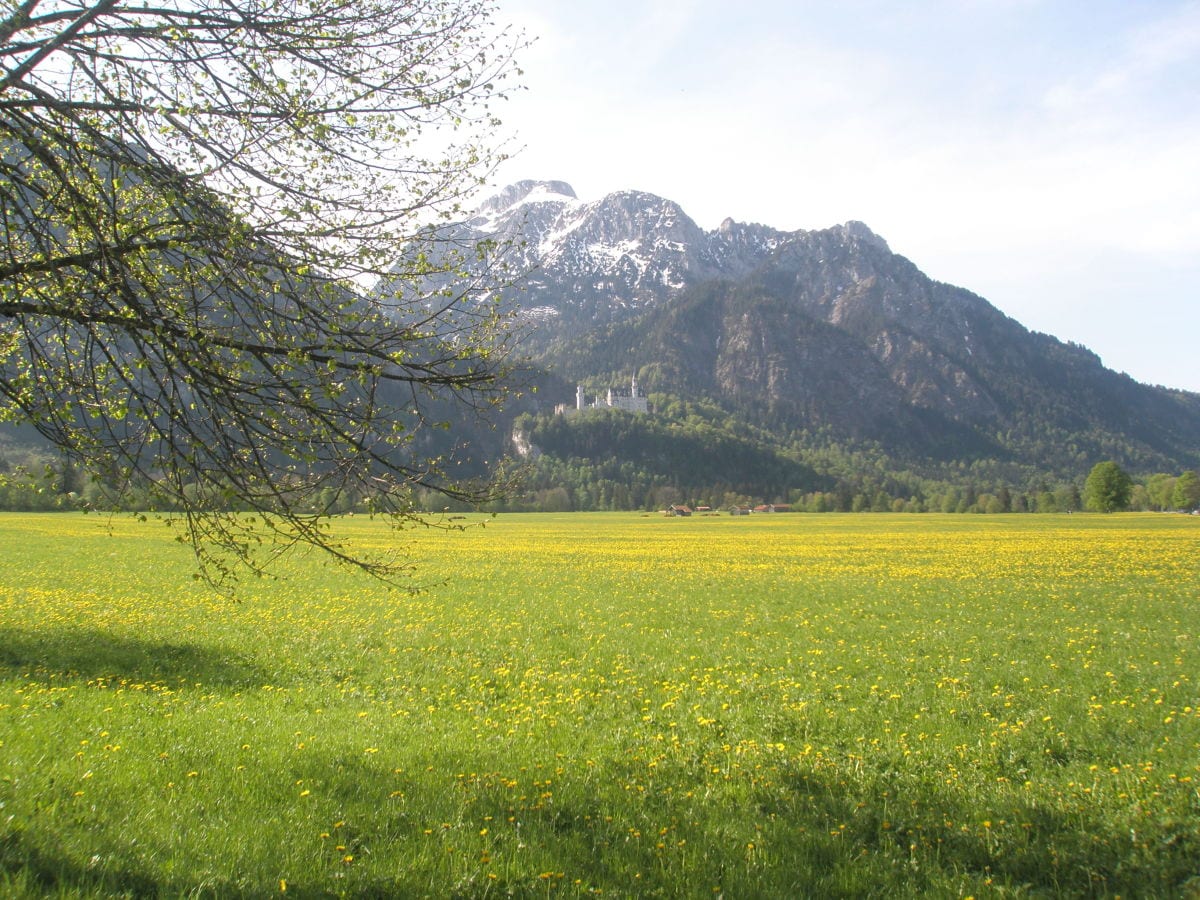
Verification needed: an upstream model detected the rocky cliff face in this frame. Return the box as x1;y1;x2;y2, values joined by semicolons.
397;180;1200;471
459;181;1022;423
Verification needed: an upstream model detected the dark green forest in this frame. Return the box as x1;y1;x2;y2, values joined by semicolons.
4;403;1197;514
485;400;1197;514
5;355;1199;516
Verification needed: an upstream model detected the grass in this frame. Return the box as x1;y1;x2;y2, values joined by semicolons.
0;511;1197;897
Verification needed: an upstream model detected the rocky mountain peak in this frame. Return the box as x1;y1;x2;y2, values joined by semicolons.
393;179;1200;475
471;179;578;220
578;191;703;246
440;182;922;327
836;220;890;252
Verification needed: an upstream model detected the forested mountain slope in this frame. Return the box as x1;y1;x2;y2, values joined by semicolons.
452;181;1198;477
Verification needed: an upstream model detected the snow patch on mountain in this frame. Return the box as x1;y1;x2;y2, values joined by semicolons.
434;181;909;328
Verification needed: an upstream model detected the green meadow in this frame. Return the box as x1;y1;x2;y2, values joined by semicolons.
1;512;1197;897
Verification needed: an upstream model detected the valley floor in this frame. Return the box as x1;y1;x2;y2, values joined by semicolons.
1;512;1197;896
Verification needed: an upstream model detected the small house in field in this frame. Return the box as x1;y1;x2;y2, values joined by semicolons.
728;506;751;516
667;505;693;517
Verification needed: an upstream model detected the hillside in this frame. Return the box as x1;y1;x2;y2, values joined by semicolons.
432;181;1200;485
7;177;1197;514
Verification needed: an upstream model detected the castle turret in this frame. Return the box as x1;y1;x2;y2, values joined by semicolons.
576;384;585;410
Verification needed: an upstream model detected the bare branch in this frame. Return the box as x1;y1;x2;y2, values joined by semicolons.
0;0;527;586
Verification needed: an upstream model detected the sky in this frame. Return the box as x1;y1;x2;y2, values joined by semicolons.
488;0;1200;393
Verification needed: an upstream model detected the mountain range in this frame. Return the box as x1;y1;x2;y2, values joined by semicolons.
435;180;1200;482
6;175;1196;513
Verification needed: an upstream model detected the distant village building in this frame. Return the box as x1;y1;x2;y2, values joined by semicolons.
555;375;649;415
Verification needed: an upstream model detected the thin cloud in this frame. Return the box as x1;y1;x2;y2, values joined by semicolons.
1043;2;1200;116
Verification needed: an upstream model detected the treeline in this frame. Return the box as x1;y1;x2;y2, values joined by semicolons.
0;446;87;511
4;413;1198;515
493;459;1084;514
485;408;1200;514
495;458;1198;514
0;448;488;516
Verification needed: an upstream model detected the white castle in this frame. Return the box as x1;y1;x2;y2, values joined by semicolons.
556;375;649;415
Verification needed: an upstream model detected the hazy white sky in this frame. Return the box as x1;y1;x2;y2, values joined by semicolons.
489;0;1200;392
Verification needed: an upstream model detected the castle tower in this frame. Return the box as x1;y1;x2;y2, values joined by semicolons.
576;384;585;410
631;374;639;399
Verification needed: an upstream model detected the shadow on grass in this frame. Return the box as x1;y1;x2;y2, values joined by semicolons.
0;828;158;900
365;748;1200;898
4;737;1199;897
0;826;285;900
0;625;268;689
